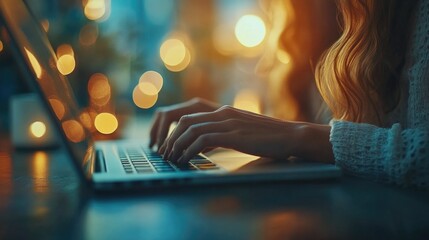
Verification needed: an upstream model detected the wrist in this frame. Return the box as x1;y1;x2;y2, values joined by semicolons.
293;123;334;163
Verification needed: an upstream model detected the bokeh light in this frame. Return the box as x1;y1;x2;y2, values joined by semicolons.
56;44;74;57
165;48;191;72
160;38;186;66
56;44;76;75
138;82;159;96
79;24;98;46
79;111;93;130
235;15;266;48
57;54;76;75
88;73;111;106
24;47;42;79
233;89;261;114
48;98;66;120
133;84;158;109
0;40;3;52
83;0;110;21
160;38;191;72
94;112;118;134
62;120;85;143
29;121;47;138
277;50;290;64
139;70;163;92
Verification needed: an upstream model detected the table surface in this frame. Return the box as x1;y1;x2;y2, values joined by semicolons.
1;119;429;240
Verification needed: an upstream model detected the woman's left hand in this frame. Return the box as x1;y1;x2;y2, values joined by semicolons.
160;105;311;164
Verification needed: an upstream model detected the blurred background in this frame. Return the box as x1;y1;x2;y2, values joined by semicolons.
0;0;340;140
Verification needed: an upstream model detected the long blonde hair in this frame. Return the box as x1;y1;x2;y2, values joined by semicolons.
316;0;416;124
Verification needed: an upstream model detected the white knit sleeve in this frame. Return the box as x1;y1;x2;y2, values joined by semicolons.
330;120;429;188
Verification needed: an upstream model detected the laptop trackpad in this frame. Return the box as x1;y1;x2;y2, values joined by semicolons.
206;148;339;174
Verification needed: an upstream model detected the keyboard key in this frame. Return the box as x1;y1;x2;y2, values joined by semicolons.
190;159;211;164
194;163;217;167
197;166;219;170
133;162;150;166
135;165;152;169
152;162;170;166
131;160;149;163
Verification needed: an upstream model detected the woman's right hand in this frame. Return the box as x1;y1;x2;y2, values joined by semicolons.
149;98;219;150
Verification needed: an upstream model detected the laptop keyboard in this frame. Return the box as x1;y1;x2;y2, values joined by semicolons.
118;146;220;174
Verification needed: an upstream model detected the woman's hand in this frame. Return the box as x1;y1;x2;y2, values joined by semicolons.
150;99;335;165
161;106;335;165
149;98;219;149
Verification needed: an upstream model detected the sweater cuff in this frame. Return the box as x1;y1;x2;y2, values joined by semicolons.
329;120;389;179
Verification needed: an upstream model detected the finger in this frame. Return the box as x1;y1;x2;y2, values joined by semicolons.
202;147;216;153
156;115;172;151
149;111;161;148
177;133;233;164
168;120;238;162
164;108;237;157
157;101;212;152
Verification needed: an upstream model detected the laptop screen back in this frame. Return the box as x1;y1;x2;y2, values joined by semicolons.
0;0;95;179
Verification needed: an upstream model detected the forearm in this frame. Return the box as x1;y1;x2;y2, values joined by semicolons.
293;123;334;163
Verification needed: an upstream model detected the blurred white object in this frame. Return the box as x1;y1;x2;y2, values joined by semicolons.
10;93;59;149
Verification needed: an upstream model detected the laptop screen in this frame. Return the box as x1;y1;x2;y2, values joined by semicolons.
0;0;95;178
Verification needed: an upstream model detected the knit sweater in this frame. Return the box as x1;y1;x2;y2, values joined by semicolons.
330;0;429;189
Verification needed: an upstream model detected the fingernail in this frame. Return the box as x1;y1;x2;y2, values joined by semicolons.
158;145;165;154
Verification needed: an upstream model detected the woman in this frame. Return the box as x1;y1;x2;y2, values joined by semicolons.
149;0;429;189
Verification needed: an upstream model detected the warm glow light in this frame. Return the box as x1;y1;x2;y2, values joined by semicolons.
233;89;261;114
79;111;93;130
0;40;3;52
32;151;48;193
94;112;118;134
41;19;49;32
24;47;42;79
164;48;191;72
84;0;109;21
29;121;47;138
88;73;111;106
213;24;240;56
79;24;98;46
133;84;158;109
56;44;74;57
48;98;66;120
138;82;159;96
0;153;12;200
62;120;85;143
139;70;163;93
277;50;290;64
235;15;266;48
57;54;76;75
160;38;187;67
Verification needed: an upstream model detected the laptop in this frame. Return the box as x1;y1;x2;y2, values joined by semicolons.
0;0;341;191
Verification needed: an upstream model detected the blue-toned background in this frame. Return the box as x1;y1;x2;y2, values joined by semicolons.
0;0;270;137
